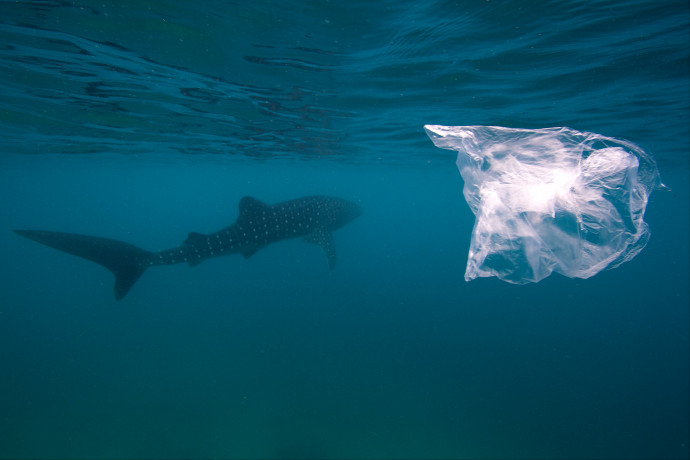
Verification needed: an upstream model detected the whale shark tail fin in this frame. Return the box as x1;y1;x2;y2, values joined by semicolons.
13;230;152;300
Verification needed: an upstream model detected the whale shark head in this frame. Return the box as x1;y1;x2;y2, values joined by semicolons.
323;196;362;230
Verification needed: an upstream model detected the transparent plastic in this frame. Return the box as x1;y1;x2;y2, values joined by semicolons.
425;125;662;284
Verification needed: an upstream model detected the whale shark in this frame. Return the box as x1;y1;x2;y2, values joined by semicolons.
14;195;362;300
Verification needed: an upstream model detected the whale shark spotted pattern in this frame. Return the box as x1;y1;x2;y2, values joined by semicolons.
14;195;362;300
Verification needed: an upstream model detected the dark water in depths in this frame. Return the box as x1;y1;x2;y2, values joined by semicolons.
1;1;688;458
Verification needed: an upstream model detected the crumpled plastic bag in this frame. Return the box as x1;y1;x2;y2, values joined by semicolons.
424;125;663;284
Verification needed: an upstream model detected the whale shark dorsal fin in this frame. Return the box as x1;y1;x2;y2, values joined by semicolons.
184;232;206;266
238;197;268;222
304;227;336;269
184;232;205;246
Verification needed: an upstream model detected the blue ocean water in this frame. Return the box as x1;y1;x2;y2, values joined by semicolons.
0;0;688;458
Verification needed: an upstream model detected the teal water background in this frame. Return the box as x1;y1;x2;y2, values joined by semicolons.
1;1;688;458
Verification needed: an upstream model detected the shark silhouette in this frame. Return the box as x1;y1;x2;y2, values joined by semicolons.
14;195;362;300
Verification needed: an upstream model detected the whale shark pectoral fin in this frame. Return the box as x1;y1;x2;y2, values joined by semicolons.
304;227;336;269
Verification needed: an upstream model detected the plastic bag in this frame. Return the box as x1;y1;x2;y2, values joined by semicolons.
424;125;663;284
